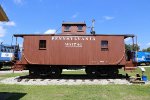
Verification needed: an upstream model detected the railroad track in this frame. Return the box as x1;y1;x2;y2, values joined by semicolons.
0;74;132;85
15;78;129;85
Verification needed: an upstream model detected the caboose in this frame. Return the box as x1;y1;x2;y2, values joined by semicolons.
14;22;137;77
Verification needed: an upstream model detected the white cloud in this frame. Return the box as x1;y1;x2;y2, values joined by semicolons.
147;43;150;46
103;16;115;20
0;21;16;38
72;12;79;18
5;21;16;26
125;38;132;42
13;0;24;5
44;29;56;34
0;21;16;26
0;26;6;37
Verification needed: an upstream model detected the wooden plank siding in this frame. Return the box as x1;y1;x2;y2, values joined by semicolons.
20;35;126;66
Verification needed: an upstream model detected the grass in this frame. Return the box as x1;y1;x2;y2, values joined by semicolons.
0;68;150;100
0;73;28;80
62;69;86;74
124;67;150;80
0;84;150;100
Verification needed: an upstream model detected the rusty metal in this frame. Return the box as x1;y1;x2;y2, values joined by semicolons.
12;61;25;71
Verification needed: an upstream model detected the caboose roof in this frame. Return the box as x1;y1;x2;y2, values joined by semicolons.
62;22;86;25
14;34;134;38
0;5;9;21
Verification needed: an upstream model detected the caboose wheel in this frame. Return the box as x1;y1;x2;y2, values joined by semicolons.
29;69;39;77
0;65;2;69
49;67;61;78
85;67;98;77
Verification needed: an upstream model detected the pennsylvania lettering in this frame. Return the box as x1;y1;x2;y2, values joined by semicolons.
51;36;96;41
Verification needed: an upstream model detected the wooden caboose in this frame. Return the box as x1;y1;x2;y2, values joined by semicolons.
14;22;137;77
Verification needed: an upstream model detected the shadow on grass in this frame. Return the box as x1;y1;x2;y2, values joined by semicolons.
0;92;26;100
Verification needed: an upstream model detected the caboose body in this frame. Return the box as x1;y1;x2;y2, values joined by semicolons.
14;22;137;77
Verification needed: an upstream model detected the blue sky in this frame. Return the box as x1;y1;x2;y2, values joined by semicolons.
0;0;150;50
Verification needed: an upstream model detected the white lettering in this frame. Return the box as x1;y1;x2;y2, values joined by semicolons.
51;36;96;41
1;53;13;57
51;37;55;40
65;42;82;48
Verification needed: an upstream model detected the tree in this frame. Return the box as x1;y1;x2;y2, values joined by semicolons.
125;44;140;51
147;47;150;52
125;44;132;51
142;47;150;52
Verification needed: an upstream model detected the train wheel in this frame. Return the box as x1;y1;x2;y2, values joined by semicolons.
0;65;2;69
60;68;63;74
107;68;119;77
29;69;39;77
49;67;61;78
85;67;98;77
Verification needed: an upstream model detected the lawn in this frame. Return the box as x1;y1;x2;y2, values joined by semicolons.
0;67;150;100
0;72;28;80
124;67;150;80
0;84;150;100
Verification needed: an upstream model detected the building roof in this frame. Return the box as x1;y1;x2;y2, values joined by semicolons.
14;33;135;38
0;5;9;21
62;22;86;25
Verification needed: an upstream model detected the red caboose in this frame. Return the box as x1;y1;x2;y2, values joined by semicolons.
14;22;137;77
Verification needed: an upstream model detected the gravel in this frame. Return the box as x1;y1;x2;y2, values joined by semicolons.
0;69;149;85
0;76;133;85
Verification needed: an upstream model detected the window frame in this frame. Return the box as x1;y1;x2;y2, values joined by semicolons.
64;25;71;31
77;25;83;31
39;40;46;50
101;40;109;51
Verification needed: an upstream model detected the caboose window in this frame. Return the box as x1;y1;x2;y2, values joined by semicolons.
101;40;108;51
39;40;46;49
65;25;71;31
77;25;83;31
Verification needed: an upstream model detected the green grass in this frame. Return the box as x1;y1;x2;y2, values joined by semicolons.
62;69;86;74
0;84;150;100
0;66;12;70
0;73;28;80
62;68;150;80
0;68;150;100
124;67;150;80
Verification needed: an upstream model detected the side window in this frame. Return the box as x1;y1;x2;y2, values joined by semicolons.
39;40;46;50
101;40;108;51
65;25;71;31
77;25;83;31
